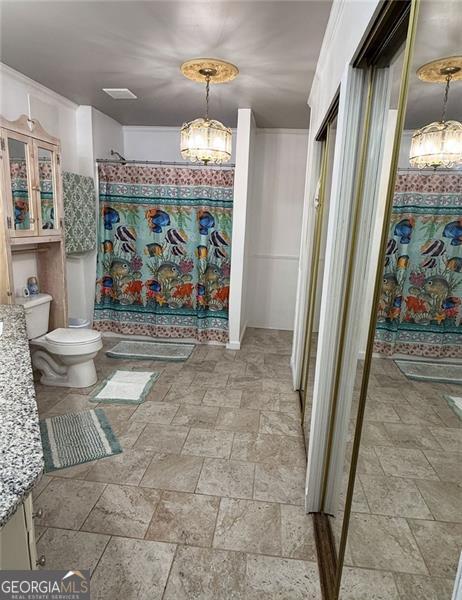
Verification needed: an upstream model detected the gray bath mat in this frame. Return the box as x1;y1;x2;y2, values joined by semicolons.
395;360;462;385
444;395;462;420
90;369;160;404
106;340;195;361
40;408;122;472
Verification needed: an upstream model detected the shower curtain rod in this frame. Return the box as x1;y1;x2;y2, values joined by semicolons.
398;167;461;172
96;158;235;169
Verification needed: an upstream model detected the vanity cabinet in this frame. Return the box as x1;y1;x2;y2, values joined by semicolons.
0;114;67;328
0;495;41;570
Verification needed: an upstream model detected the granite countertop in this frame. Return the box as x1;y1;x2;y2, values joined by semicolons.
0;305;44;526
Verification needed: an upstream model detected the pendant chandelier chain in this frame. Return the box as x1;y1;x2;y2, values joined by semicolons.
205;74;211;120
441;73;452;123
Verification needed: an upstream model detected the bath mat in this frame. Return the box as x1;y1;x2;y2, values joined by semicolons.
90;369;160;404
106;340;195;361
444;395;462;420
395;360;462;385
40;408;122;473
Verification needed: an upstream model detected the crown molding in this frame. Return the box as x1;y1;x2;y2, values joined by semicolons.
0;62;78;110
256;128;309;135
123;125;238;134
123;125;180;133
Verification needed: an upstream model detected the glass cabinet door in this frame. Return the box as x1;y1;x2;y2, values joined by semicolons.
5;132;37;236
34;140;61;236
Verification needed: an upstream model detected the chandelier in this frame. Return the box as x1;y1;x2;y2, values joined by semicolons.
410;57;462;169
180;59;238;165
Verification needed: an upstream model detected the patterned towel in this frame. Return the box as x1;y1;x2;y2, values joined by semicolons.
63;172;97;255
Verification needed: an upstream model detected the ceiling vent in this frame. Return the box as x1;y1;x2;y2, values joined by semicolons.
102;88;137;99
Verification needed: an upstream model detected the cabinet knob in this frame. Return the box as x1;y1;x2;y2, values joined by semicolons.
36;555;46;567
33;508;44;519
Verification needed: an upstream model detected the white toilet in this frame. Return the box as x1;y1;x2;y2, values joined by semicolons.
16;293;102;388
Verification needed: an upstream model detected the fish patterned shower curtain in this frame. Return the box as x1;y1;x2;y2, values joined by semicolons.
374;171;462;358
10;160;54;229
93;164;234;344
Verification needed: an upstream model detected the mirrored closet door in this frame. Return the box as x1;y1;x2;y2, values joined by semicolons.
335;1;462;598
299;112;338;438
309;1;428;598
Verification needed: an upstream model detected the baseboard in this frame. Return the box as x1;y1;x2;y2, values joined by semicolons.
226;320;249;350
226;340;241;350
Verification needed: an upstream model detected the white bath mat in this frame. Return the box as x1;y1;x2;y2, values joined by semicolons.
106;339;195;361
90;370;160;404
394;360;462;385
444;395;462;420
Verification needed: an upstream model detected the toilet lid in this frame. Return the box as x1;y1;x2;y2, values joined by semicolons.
45;328;101;346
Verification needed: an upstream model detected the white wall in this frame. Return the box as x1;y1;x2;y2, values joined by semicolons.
123;126;237;163
247;129;308;330
92;108;124;161
228;108;256;349
398;130;413;168
1;63;79;304
291;0;382;384
0;64;79;172
68;107;123;324
0;63;123;323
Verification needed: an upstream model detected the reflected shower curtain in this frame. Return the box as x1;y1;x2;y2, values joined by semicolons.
93;164;234;344
10;160;54;229
374;171;462;358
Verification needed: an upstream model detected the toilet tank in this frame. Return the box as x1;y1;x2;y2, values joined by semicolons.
15;293;52;340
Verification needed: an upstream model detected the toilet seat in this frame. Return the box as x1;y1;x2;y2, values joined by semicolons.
45;328;101;345
32;328;102;357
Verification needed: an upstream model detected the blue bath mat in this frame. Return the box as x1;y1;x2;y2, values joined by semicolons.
40;408;122;472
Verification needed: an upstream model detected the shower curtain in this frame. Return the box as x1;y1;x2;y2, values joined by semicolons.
10;160;54;229
374;170;462;358
93;163;234;344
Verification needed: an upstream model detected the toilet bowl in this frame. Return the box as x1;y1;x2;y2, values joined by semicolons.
16;293;102;388
31;328;102;388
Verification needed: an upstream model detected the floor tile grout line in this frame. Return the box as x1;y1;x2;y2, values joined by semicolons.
403;516;434;578
160;542;179;599
89;534;113;580
77;482;108;533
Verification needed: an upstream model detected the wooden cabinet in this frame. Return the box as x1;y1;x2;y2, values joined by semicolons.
1;116;62;239
0;114;67;327
0;495;40;570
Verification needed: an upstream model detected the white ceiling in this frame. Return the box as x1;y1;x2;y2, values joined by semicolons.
404;0;462;129
0;0;333;128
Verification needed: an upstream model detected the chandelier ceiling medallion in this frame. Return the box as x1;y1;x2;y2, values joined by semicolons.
180;58;238;165
409;56;462;169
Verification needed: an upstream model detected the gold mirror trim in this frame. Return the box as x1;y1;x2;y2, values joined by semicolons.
334;0;421;597
320;66;375;513
180;59;239;83
299;127;332;424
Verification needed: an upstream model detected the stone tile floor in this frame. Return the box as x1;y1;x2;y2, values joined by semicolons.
31;328;461;599
337;357;461;599
33;329;322;599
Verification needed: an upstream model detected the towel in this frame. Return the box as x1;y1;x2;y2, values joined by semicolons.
62;172;97;255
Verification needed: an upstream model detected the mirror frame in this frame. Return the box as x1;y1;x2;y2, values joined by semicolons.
310;1;422;598
335;2;421;596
